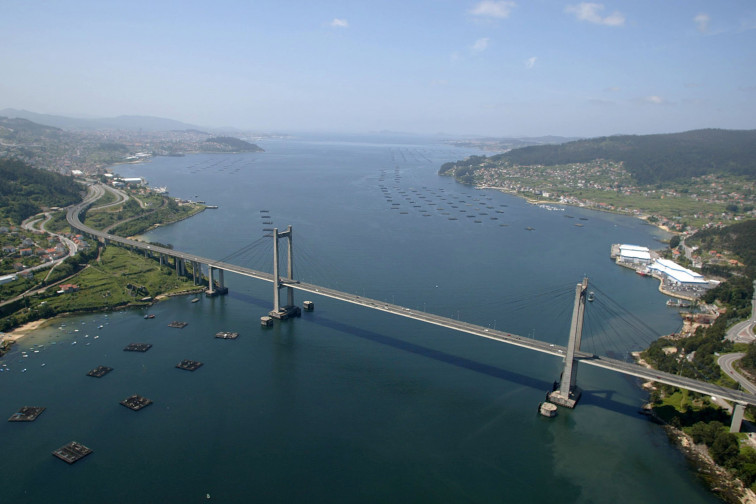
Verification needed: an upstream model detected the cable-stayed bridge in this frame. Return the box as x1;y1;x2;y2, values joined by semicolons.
67;184;756;430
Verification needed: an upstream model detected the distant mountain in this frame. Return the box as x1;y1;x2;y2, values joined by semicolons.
445;135;581;151
204;136;264;152
0;108;202;132
487;129;756;184
0;116;64;138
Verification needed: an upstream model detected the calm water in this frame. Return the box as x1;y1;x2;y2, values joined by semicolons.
1;135;718;503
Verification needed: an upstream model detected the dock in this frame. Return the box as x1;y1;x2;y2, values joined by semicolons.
176;359;203;371
215;331;239;339
87;366;113;378
120;394;152;411
52;441;92;464
123;343;152;352
168;321;188;328
8;406;45;422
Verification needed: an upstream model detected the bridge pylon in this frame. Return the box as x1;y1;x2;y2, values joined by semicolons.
269;226;301;320
547;277;589;408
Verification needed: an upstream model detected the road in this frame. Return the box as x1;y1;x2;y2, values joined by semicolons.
726;280;756;343
718;353;756;395
63;183;756;407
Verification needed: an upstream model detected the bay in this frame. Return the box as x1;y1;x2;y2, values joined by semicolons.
0;135;718;503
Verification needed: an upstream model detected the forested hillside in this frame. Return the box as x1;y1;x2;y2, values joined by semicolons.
0;158;82;223
482;129;756;185
688;220;756;276
205;136;263;152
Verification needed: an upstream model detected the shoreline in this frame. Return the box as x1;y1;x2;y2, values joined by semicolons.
633;352;756;504
0;319;52;345
476;184;675;236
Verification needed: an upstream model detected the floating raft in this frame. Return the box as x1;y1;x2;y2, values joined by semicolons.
176;359;203;371
52;441;92;464
168;321;188;329
8;406;45;422
215;331;239;339
87;365;113;378
120;394;152;411
123;343;152;352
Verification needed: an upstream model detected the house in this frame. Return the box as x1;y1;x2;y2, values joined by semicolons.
57;284;79;294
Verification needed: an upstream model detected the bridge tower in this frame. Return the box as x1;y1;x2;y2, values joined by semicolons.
270;226;301;320
547;277;589;408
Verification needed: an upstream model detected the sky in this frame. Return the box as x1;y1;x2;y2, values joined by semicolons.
1;0;755;137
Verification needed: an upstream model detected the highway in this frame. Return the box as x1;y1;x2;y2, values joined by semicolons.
66;183;756;407
718;353;756;395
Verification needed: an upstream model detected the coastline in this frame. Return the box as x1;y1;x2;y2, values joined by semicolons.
634;351;756;504
1;318;51;345
476;184;675;236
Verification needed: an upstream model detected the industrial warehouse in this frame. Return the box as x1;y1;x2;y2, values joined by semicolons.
611;244;715;298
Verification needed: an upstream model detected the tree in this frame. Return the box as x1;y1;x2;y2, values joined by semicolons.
669;235;681;249
710;432;740;466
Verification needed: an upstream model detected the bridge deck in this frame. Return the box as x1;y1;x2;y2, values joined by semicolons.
67;185;756;407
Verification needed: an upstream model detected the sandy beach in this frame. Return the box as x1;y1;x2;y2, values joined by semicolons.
0;319;52;344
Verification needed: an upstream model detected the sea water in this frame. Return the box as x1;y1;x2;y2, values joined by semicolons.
0;135;718;503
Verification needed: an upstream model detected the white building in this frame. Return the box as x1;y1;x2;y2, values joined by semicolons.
648;258;708;286
0;274;18;285
618;244;652;265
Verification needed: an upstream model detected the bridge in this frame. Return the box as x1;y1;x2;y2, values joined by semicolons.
67;183;756;430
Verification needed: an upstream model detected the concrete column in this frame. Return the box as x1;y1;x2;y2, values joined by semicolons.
273;228;280;313
159;254;164;267
207;266;215;295
192;261;198;284
559;278;588;399
218;269;225;290
286;225;294;307
731;403;746;433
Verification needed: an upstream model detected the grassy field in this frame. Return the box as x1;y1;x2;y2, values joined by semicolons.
38;246;196;312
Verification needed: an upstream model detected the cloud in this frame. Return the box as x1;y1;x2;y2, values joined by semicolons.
525;56;537;69
469;1;516;19
604;86;621;92
694;13;710;33
330;18;349;28
565;3;625;26
643;95;664;104
472;37;490;53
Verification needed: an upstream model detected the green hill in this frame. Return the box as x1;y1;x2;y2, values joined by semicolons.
459;129;756;185
205;136;264;152
0;158;82;223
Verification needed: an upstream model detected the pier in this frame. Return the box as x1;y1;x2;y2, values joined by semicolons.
8;406;45;422
120;395;152;411
52;441;92;464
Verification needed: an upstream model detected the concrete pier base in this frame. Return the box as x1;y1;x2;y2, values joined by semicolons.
269;305;301;320
547;386;582;409
205;286;228;297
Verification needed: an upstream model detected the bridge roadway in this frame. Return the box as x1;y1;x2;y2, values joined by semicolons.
67;185;756;407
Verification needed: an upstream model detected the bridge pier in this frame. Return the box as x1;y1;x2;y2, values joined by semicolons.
731;403;746;433
547;277;588;409
205;265;228;297
269;226;300;320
